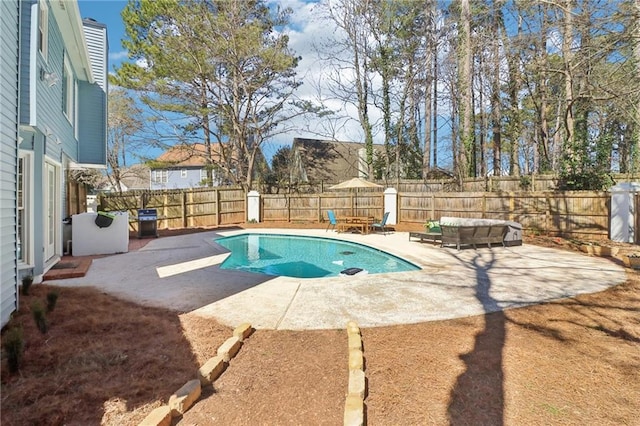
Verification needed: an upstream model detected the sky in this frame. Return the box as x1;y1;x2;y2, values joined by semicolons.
77;0;355;164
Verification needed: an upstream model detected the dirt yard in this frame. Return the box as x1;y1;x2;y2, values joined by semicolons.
1;226;639;425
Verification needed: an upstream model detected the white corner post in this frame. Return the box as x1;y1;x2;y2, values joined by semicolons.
609;182;640;242
247;190;260;223
383;188;398;225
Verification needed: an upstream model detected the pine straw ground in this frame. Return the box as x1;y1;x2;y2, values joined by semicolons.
1;226;639;426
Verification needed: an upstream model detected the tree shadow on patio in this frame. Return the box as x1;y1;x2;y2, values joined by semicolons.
448;251;505;425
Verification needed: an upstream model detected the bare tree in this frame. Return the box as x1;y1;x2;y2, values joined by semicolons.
316;0;376;178
115;0;311;190
106;88;143;194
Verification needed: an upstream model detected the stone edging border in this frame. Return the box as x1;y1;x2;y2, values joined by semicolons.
138;322;254;426
344;320;366;426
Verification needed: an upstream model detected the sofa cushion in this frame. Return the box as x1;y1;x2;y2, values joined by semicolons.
424;220;442;233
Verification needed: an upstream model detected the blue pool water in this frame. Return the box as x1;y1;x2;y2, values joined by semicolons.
215;233;420;278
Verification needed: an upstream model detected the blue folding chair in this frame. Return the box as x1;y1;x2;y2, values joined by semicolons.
370;211;390;235
326;210;338;232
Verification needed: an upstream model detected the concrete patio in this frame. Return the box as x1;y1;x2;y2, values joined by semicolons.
48;229;627;330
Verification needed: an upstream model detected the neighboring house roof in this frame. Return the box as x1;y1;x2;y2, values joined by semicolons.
96;165;150;192
153;143;221;168
120;165;151;190
290;138;383;183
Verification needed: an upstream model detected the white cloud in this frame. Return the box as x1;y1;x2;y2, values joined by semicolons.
108;50;129;61
265;0;372;147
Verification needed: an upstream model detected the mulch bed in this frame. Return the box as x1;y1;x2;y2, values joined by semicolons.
2;225;639;425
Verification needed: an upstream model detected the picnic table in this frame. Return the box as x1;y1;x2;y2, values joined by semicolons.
338;216;374;234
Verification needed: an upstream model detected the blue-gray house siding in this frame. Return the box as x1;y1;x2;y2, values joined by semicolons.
5;0;107;297
1;0;20;328
151;167;210;190
78;81;107;164
78;18;107;165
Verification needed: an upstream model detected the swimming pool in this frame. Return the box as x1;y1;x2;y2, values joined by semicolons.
215;233;420;278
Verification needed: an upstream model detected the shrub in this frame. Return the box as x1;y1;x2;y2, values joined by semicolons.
31;300;48;334
21;275;33;296
2;326;24;373
519;175;532;190
46;291;59;312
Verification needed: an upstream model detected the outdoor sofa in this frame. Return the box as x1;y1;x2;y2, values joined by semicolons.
438;216;522;250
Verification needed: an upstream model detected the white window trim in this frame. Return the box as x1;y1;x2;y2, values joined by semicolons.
18;152;34;267
153;169;168;184
181;169;187;178
62;56;74;123
43;158;62;266
38;0;48;61
74;79;79;139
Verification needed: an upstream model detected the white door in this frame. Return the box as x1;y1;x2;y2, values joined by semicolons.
44;162;58;261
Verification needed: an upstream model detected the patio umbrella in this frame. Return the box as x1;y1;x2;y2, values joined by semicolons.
329;177;383;215
328;177;383;190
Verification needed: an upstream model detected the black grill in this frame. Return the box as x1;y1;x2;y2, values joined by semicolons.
137;209;158;238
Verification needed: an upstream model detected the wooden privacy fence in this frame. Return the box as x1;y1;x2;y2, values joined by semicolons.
261;175;558;194
400;191;611;239
99;187;246;231
261;191;385;223
100;186;635;240
261;190;616;239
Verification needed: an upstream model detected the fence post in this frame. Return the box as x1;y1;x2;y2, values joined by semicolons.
431;193;435;219
215;189;221;226
636;192;640;244
247;190;260;223
163;192;168;229
509;192;515;221
482;194;487;218
182;191;188;228
545;193;550;234
384;188;398;225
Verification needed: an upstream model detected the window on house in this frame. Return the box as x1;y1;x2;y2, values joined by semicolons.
38;0;48;60
181;169;187;178
62;56;73;122
153;170;168;184
200;168;209;183
17;155;31;264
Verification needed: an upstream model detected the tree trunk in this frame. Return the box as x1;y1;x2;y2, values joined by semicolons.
458;0;473;180
538;3;551;173
491;2;502;177
503;3;521;177
433;35;439;169
634;0;640;172
562;0;575;156
423;1;436;175
477;57;486;178
353;32;375;179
